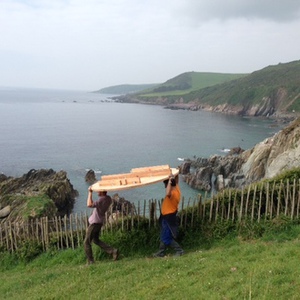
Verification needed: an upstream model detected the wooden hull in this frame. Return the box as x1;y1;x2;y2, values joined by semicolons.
91;165;179;192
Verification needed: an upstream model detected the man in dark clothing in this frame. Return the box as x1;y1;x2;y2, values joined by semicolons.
84;187;119;264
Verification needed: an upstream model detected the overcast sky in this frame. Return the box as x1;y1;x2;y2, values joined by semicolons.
1;0;300;91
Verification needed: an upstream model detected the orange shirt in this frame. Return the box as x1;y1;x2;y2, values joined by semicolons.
161;185;181;215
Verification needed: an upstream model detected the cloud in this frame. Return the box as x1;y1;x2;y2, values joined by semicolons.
0;0;299;90
177;0;300;23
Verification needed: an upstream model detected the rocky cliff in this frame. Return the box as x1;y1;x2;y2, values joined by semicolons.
180;117;300;192
0;169;78;222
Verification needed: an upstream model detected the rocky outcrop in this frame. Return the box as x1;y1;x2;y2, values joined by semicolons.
181;117;300;192
0;169;78;222
85;169;96;184
0;205;10;218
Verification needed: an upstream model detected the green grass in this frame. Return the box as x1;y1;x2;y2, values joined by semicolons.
2;226;300;299
139;72;246;98
128;60;300;113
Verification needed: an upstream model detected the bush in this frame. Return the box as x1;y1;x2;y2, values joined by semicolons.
15;240;43;262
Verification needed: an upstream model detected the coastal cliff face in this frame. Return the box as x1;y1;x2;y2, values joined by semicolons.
181;117;300;192
0;169;78;222
116;91;299;120
195;87;292;117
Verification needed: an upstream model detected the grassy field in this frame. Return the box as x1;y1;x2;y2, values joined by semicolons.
1;226;300;300
139;72;246;98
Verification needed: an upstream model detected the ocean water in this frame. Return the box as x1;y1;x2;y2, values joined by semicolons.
0;87;281;213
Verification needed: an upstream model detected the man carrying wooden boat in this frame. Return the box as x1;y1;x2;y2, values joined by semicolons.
153;175;184;257
84;187;119;264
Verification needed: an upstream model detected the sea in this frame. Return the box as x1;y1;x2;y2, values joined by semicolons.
0;87;282;214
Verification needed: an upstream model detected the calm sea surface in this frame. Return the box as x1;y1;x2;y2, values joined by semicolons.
0;87;282;213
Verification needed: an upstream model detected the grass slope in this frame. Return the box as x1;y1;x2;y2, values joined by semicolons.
180;60;300;111
94;83;159;95
2;226;300;299
139;71;247;97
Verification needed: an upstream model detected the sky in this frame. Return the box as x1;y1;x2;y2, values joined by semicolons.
1;0;300;91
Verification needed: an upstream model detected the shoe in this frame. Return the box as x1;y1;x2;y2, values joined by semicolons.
153;252;165;258
174;251;184;257
112;249;119;261
86;260;95;265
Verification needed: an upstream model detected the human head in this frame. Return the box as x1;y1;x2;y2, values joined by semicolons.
98;190;107;196
163;177;176;188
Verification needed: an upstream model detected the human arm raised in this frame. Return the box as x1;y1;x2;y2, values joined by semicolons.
165;177;173;197
87;186;94;208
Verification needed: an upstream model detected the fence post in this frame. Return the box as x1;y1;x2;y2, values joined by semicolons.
45;216;49;250
265;182;270;220
40;218;45;251
70;214;75;250
297;179;300;218
221;190;225;221
180;197;185;227
285;180;289;216
215;195;219;221
232;191;237;222
239;188;244;222
149;200;155;226
9;221;14;252
291;178;296;220
258;184;263;223
137;200;140;227
227;189;231;221
4;222;9;251
202;192;207;221
209;198;214;222
197;194;202;221
270;181;275;219
277;180;282;217
191;198;196;227
143;200;146;219
121;203;124;231
184;198;190;229
245;185;251;217
251;184;257;222
75;213;80;248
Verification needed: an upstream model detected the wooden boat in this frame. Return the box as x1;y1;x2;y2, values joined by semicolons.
91;164;179;192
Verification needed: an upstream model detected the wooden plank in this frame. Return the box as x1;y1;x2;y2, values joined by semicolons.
101;172;139;180
131;165;170;173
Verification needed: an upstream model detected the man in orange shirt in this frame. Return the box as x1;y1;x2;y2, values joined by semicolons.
153;175;184;257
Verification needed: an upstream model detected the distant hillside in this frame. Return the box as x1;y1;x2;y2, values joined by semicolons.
183;60;300;113
116;60;300;116
93;83;159;95
138;71;247;96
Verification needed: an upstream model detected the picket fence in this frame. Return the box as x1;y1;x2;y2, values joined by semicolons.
1;179;300;252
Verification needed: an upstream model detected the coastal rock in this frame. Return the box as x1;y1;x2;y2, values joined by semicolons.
0;169;78;222
0;205;10;218
180;117;300;192
180;161;191;175
85;169;96;184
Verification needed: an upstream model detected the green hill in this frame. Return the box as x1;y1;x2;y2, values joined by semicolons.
95;72;246;96
116;60;300;115
183;60;300;112
93;83;159;94
138;71;247;97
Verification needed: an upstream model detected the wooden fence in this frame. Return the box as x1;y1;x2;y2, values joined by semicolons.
1;179;300;252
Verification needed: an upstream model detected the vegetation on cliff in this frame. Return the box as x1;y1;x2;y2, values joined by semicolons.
184;60;300;114
113;60;300;115
0;169;78;222
93;83;159;94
